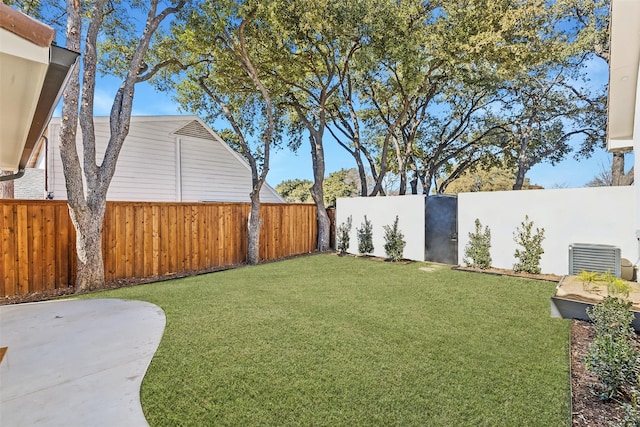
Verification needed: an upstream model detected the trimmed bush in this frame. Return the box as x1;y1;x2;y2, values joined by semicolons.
513;215;545;274
357;215;374;255
463;218;492;269
336;216;352;254
383;216;406;262
586;297;639;400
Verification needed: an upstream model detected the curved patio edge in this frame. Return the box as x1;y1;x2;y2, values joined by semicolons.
0;298;166;427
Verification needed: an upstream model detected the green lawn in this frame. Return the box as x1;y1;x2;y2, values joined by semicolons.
87;254;571;426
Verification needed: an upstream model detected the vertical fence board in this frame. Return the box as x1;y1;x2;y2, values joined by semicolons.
42;204;56;289
133;205;144;278
1;205;17;296
124;205;135;279
168;205;177;274
56;204;71;287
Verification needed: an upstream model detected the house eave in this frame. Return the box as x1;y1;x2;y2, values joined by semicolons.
606;0;640;152
0;4;79;174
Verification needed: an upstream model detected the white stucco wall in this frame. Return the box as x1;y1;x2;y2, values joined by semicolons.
458;187;637;276
336;195;426;261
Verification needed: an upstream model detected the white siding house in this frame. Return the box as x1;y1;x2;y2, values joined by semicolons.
46;116;284;203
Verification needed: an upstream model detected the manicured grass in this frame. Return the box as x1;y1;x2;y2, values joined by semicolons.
87;254;571;426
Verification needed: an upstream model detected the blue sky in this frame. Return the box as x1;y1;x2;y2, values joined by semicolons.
83;56;633;191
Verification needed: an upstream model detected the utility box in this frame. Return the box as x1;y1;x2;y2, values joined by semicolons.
621;258;635;281
569;243;621;277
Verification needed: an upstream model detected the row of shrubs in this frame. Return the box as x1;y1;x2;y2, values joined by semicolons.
587;296;640;425
337;214;546;269
463;216;545;274
336;215;407;261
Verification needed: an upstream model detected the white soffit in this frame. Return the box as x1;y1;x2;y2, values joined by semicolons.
607;0;640;151
0;29;50;171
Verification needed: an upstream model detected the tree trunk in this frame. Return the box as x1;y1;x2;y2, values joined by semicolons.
69;202;106;291
353;148;369;196
512;133;528;190
410;173;418;195
308;132;331;251
247;192;261;265
57;0;184;292
623;166;634;185
398;171;407;195
611;152;626;186
512;165;527;190
0;171;15;198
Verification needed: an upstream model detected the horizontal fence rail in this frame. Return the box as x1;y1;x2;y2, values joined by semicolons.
1;200;329;297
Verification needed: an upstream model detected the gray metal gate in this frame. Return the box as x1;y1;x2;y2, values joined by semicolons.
425;195;458;264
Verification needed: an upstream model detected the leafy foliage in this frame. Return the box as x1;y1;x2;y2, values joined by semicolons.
323;169;358;207
336;216;352;254
589;297;636;341
382;216;406;262
275;171;358;205
617;388;640;427
586;297;639;400
275;179;313;203
464;219;492;269
513;215;545;274
357;216;374;255
442;164;517;194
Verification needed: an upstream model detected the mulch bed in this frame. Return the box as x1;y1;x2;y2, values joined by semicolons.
570;319;640;426
453;265;563;282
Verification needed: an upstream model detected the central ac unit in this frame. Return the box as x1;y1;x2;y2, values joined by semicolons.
568;243;621;277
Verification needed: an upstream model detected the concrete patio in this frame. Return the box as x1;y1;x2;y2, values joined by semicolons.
0;298;165;427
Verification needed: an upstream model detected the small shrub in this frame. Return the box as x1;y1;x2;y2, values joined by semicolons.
578;270;600;291
463;218;492;269
586;297;639;400
357;215;374;255
383;216;406;262
336;216;352;254
608;277;633;299
586;336;638;401
513;215;545;274
617;388;640;427
588;296;635;341
598;271;633;298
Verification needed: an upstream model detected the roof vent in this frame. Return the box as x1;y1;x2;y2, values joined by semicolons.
174;120;215;141
568;243;621;277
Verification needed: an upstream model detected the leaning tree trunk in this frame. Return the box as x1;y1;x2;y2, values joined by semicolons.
623;166;634;185
353;148;369;197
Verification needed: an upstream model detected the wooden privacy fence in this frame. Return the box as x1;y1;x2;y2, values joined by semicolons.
1;200;324;297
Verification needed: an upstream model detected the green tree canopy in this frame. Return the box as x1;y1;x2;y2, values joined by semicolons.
275;179;313;203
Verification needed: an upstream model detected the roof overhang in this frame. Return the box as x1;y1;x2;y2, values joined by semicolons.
607;0;640;152
0;4;79;177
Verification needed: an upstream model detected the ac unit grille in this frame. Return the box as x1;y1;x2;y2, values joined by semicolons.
569;244;621;277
